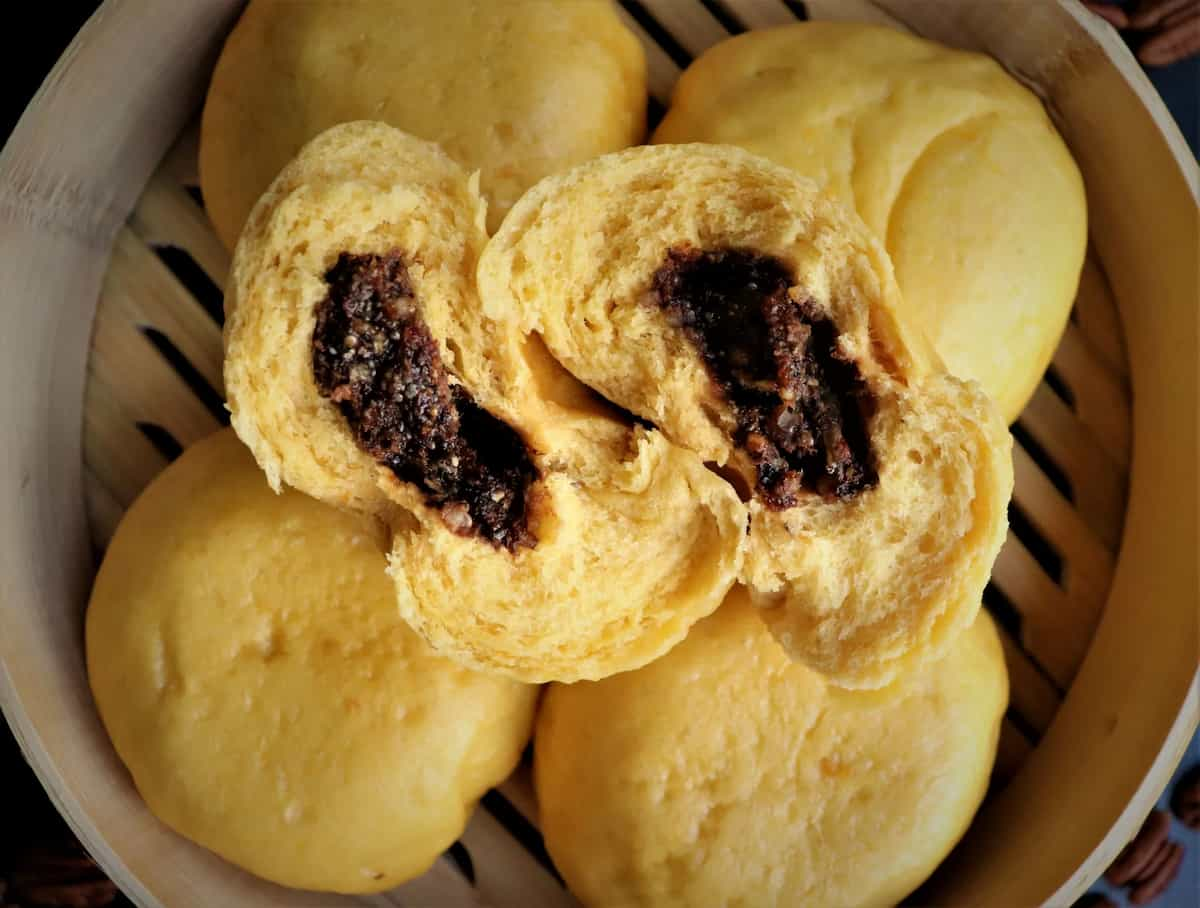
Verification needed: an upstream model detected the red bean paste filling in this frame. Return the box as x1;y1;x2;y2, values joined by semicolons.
312;250;538;550
652;247;877;506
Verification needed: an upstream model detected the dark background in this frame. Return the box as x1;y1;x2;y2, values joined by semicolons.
2;3;1197;908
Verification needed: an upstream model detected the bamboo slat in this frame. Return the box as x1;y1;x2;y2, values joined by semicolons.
6;3;1188;908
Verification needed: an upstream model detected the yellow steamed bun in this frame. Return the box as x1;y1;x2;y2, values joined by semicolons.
483;142;1012;688
86;429;538;893
224;123;747;683
535;588;1008;908
200;0;646;244
653;21;1087;421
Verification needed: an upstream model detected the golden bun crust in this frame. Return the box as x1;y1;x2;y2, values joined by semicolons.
653;22;1087;421
483;142;1012;687
535;589;1008;908
86;429;538;893
200;0;646;245
225;123;747;683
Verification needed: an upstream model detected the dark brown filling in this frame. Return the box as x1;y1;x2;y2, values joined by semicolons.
652;247;877;506
312;250;538;550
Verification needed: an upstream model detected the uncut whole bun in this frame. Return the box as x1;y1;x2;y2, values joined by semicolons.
86;429;538;893
535;588;1009;908
653;22;1087;421
200;0;646;245
224;122;746;683
483;142;1012;688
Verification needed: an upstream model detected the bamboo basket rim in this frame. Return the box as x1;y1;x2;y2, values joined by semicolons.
0;1;1197;906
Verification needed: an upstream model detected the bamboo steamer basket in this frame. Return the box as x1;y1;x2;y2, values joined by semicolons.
0;0;1196;905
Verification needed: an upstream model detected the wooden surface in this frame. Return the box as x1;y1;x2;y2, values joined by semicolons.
0;1;1195;906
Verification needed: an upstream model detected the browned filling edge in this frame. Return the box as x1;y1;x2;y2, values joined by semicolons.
312;249;538;550
651;246;877;506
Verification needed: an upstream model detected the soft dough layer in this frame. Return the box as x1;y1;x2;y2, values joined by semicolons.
390;426;746;681
200;0;646;245
86;429;538;893
225;123;747;683
652;22;1087;421
225;122;490;515
535;589;1008;908
483;142;1012;688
